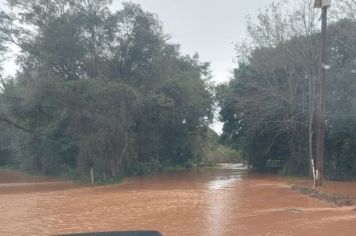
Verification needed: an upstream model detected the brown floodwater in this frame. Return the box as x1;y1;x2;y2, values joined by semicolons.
1;165;356;236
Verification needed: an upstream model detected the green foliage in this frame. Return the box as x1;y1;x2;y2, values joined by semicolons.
323;19;356;179
207;145;241;164
0;1;214;182
218;2;356;178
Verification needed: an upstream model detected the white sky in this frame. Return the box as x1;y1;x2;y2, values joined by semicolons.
0;0;276;133
113;0;276;84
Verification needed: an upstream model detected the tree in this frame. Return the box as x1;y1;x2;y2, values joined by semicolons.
0;1;214;181
219;1;356;179
219;1;320;175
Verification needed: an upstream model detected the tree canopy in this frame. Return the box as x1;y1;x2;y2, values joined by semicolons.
218;1;356;179
0;0;215;180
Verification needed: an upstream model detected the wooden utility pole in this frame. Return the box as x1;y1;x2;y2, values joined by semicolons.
315;5;329;187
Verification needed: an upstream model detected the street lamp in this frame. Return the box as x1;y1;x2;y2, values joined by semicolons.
313;0;331;187
313;0;331;8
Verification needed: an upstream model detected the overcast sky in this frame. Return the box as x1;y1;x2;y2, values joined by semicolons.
112;0;276;84
1;0;276;81
0;0;276;133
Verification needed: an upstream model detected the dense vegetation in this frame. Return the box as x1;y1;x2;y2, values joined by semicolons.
218;1;356;179
0;0;225;181
0;0;354;182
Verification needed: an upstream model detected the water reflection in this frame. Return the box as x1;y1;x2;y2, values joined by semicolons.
2;164;355;236
207;164;246;190
207;177;239;190
122;164;247;191
204;164;246;235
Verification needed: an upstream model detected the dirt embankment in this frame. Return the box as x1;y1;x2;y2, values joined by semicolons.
0;170;76;194
289;179;356;207
0;170;54;183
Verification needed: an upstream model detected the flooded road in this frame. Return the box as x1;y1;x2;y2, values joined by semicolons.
1;166;356;236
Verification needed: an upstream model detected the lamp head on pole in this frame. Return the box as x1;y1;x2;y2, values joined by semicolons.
313;0;331;8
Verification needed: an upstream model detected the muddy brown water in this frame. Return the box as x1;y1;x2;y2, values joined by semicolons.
1;165;356;236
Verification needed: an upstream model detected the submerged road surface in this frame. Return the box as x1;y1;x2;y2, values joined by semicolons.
1;165;356;236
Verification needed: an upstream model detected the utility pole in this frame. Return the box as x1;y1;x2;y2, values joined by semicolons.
313;0;331;187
